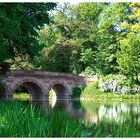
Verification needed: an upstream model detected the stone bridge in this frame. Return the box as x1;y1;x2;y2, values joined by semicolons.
1;70;97;100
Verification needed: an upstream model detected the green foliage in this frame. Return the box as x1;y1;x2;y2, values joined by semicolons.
72;86;84;99
47;110;83;137
35;3;102;74
81;79;140;99
1;2;140;89
81;81;103;98
35;2;140;79
96;3;125;75
79;48;95;72
0;101;83;137
7;56;35;70
101;74;116;81
101;74;127;85
81;91;140;99
117;33;140;86
80;67;96;76
72;100;82;109
34;38;81;73
116;2;140;86
117;77;138;88
0;3;56;62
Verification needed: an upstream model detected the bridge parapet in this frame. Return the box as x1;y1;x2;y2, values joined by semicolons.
5;70;98;83
6;70;98;84
6;70;80;78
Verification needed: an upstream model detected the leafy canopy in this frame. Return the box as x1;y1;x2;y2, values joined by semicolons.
0;3;56;62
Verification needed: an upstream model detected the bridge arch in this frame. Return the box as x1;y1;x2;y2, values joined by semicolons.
11;78;45;100
46;81;71;108
47;81;70;97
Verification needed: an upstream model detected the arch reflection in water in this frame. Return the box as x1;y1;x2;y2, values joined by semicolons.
48;83;71;110
38;99;140;127
49;89;57;108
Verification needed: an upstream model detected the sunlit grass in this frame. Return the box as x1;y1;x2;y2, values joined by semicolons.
81;86;140;100
81;92;140;100
13;93;30;100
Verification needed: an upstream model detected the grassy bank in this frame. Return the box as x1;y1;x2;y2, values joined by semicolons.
80;92;140;100
13;93;30;100
79;83;140;100
0;101;139;137
13;90;53;101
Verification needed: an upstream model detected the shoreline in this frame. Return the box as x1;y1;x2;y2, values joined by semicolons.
79;93;140;101
80;97;140;101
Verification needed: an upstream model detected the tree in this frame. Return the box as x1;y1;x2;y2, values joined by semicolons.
96;3;126;75
36;3;103;74
0;3;56;62
117;2;140;86
117;33;140;86
34;37;81;73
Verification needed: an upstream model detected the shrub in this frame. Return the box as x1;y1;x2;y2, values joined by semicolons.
72;86;84;99
80;67;96;76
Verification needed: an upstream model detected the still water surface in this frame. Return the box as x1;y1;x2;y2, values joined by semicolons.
17;98;139;137
56;99;140;137
38;99;140;133
52;100;140;121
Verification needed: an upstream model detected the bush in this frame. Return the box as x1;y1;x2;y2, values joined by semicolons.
99;74;140;94
80;67;96;76
72;86;84;99
101;74;116;81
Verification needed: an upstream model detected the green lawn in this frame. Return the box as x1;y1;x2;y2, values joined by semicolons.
81;92;140;100
13;93;30;100
80;85;140;100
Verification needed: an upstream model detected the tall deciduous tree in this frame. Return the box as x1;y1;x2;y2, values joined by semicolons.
0;3;56;62
36;3;103;74
96;3;126;75
117;2;140;85
117;33;140;86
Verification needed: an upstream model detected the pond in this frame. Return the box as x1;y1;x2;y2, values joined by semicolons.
0;98;140;137
37;99;140;137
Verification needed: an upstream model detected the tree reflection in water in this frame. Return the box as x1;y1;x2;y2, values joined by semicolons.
35;99;140;126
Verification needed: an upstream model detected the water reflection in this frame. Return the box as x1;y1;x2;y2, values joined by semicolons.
79;101;140;124
35;99;140;126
